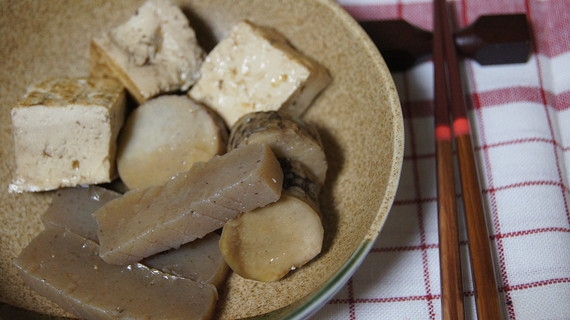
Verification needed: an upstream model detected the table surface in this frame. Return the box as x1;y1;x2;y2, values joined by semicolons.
314;0;570;319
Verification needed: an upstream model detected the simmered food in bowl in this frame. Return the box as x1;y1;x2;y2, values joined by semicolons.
0;0;403;319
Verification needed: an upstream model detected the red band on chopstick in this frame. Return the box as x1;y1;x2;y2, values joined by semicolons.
453;117;470;136
435;124;452;141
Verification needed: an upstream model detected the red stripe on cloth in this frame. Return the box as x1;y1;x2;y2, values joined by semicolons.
347;278;356;320
371;243;440;253
494;227;570;240
471;87;545;108
330;293;442;304
526;0;570;57
357;295;441;303
393;197;437;206
547;90;570;111
484;179;570;195
503;277;570;292
477;137;557;151
459;0;527;26
341;4;399;21
398;2;433;31
474;87;570;112
401;87;570;120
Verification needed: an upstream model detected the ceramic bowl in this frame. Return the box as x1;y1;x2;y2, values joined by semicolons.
0;0;403;318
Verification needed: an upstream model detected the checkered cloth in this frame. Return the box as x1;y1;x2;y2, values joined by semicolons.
314;0;570;319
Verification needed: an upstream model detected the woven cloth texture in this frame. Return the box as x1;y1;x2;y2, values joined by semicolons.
314;0;570;319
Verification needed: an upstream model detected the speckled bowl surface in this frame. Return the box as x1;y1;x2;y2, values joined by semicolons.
0;0;403;319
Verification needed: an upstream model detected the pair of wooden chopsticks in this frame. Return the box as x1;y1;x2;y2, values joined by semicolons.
432;0;503;319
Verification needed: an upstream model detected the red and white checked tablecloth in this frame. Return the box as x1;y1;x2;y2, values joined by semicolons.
314;0;570;319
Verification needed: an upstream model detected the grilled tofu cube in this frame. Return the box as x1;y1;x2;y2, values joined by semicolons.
189;20;331;126
90;0;204;103
9;77;126;193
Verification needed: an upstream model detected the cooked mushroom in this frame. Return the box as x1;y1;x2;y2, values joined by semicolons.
229;111;327;185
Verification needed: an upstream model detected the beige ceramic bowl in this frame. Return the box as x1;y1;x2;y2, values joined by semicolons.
0;0;403;319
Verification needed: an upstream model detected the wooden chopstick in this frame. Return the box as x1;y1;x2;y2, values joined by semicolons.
432;1;465;319
434;0;504;319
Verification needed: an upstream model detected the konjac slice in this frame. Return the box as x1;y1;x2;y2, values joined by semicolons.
117;95;228;190
41;185;121;242
15;227;217;320
96;185;226;265
143;233;228;287
95;143;283;265
41;185;229;287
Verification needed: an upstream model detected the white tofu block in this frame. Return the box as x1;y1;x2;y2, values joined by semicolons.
189;20;331;127
90;0;204;104
9;77;126;193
